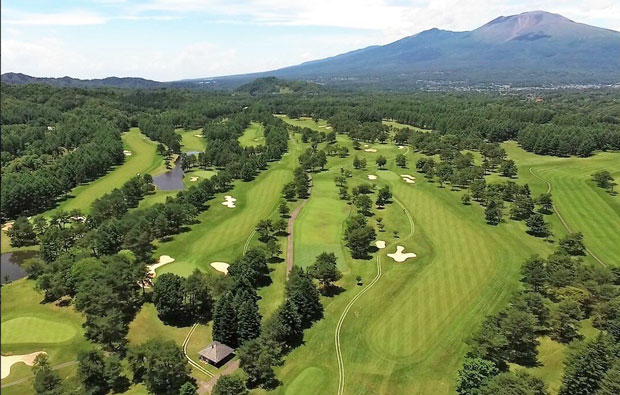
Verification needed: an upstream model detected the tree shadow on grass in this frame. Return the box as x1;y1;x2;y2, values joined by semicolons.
321;285;345;298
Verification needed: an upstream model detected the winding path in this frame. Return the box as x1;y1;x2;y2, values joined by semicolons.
335;194;415;395
182;324;215;378
528;167;607;267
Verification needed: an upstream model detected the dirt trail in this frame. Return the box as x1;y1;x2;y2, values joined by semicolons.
197;360;241;394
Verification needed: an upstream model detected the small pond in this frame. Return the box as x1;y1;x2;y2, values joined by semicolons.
152;152;201;191
1;251;38;284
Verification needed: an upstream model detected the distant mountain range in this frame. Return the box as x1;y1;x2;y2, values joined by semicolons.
0;73;165;89
3;11;619;90
207;11;620;89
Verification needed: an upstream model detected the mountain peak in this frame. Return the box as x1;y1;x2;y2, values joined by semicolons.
474;10;613;43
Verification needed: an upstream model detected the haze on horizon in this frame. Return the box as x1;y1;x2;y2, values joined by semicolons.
2;0;620;81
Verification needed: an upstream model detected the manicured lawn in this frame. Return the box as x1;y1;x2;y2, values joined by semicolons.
269;118;555;394
238;122;265;147
46;128;163;216
153;137;303;278
503;141;620;267
177;128;206;152
1;280;88;386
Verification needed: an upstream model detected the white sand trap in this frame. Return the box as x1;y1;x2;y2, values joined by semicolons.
318;125;325;128
387;246;417;262
404;179;416;184
1;352;46;379
148;255;175;277
400;174;415;179
123;150;132;156
398;145;405;149
375;240;386;249
364;148;378;153
222;195;237;208
2;221;14;232
210;262;230;274
368;175;377;180
194;134;204;137
364;144;369;148
326;126;332;129
189;176;199;182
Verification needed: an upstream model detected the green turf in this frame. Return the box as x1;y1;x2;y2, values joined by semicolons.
1;280;88;385
238;122;266;147
153;136;304;278
46;128;163;216
270;119;556;394
177;128;206;152
503;141;620;267
275;115;328;130
1;317;76;344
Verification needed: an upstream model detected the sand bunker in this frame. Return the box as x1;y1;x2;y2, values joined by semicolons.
123;150;132;156
326;126;332;129
2;221;14;232
194;134;204;137
398;145;405;149
1;352;46;379
364;144;369;148
368;175;377;180
148;255;175;277
375;240;386;249
222;196;237;208
387;246;417;262
210;262;230;274
364;148;377;153
401;174;416;184
189;176;199;182
318;125;325;128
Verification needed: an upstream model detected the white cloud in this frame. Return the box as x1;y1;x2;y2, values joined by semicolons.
3;9;109;26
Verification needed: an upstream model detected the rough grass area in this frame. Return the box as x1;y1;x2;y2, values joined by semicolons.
177;128;206;152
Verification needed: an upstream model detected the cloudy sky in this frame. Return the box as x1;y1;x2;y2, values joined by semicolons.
2;0;619;81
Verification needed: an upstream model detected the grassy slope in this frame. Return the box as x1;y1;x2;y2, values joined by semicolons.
239;122;266;147
1;280;89;391
269;119;554;394
503;141;620;267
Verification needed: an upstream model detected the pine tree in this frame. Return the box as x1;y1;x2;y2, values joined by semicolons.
237;299;262;345
286;267;323;327
213;292;238;347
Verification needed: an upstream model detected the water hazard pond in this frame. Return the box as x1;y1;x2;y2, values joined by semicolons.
1;251;38;284
152;152;200;191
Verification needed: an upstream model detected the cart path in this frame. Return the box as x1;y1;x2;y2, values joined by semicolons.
286;175;312;277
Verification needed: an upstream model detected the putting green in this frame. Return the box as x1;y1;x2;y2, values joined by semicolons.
1;317;76;344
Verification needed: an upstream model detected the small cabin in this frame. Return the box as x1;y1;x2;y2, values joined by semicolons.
198;341;235;367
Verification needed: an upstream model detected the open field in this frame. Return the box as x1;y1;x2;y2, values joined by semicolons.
267;118;556;394
238;122;265;147
503;142;620;267
46;128;163;216
1;280;89;391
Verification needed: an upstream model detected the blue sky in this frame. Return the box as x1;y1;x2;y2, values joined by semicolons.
2;0;619;81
